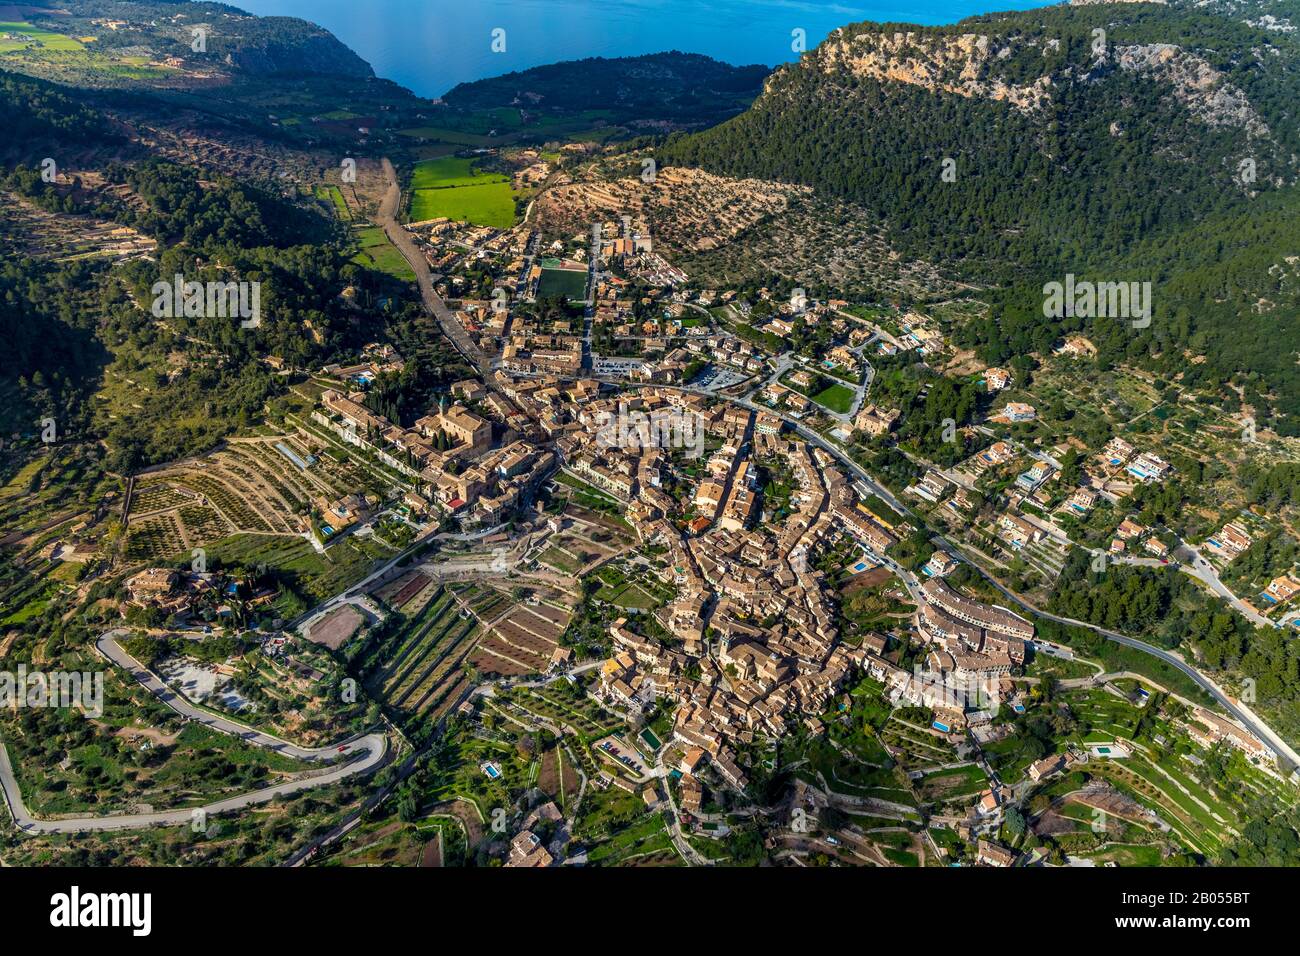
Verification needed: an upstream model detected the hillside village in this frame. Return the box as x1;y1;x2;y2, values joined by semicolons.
2;0;1299;880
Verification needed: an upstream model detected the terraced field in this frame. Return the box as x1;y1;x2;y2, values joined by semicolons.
499;687;627;791
123;510;188;560
200;533;393;610
376;570;436;610
915;764;988;804
511;687;624;742
131;483;194;514
880;718;960;772
466;592;573;677
125;435;372;560
367;587;480;720
536;744;584;811
794;737;919;807
1024;686;1289;862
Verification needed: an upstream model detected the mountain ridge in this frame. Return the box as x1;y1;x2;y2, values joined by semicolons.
659;0;1300;431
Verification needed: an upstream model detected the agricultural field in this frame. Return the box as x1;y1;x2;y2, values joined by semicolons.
484;687;626;809
0;447;124;625
0;187;157;262
375;570;436;611
534;511;631;577
914;764;989;804
463;583;574;677
397;107;624;153
363;584;480;721
319;806;474;867
313;184;352;220
504;685;625;744
318;818;428;867
534;742;584;812
421;725;539;825
590;560;675;613
200;533;393;617
124;434;378;562
351;225;415;281
0;22;84;53
0;447;120;546
571;781;678;866
305;604;366;650
1014;684;1294;863
484;683;635;828
218;643;365;746
878;716;960;775
583;811;677;866
550;473;629;519
399;127;499;148
0;20;196;86
3;782;364;867
407;157;515;229
791;735;919;809
1;693;311;818
1023;360;1163;439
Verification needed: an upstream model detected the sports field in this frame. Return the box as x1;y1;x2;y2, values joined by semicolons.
537;265;588;300
408;157;515;228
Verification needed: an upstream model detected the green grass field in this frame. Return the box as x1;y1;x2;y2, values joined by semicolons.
408;158;515;228
410;157;505;190
0;22;84;53
537;266;588;300
399;127;498;147
410;183;514;228
314;184;351;221
813;382;857;414
352;225;415;281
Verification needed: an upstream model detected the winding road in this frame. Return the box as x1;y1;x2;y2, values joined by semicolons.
0;631;389;835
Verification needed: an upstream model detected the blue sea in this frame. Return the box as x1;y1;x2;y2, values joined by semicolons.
235;0;1052;98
